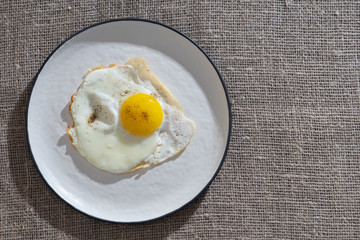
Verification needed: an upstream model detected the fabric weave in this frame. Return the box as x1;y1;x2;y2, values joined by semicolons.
1;0;359;239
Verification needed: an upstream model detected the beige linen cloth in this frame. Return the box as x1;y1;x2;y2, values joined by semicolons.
1;1;359;239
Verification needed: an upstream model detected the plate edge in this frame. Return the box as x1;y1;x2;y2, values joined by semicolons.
25;17;232;224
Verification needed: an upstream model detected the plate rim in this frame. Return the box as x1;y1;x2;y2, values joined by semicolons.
26;18;232;223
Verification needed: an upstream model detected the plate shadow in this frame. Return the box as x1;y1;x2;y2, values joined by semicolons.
8;80;205;239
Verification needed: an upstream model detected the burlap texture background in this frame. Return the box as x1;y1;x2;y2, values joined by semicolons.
1;0;359;239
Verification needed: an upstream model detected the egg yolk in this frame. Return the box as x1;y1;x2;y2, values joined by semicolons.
121;93;163;136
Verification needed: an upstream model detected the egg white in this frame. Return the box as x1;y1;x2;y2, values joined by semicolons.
68;58;195;173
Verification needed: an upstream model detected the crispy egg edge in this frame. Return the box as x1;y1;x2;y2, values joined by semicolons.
66;57;194;174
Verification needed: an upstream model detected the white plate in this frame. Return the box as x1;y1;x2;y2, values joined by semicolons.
27;19;231;223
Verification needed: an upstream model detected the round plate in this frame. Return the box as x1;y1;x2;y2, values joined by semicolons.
27;19;231;223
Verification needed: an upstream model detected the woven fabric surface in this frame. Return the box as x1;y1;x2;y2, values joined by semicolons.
1;0;360;239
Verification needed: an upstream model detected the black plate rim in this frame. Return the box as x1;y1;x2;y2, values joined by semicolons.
26;17;232;224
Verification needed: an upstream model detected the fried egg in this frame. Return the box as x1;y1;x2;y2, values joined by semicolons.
67;57;196;173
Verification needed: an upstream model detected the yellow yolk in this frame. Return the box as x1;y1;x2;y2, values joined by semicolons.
121;93;163;136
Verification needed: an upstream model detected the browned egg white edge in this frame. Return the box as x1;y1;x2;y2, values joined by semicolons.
66;57;193;173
